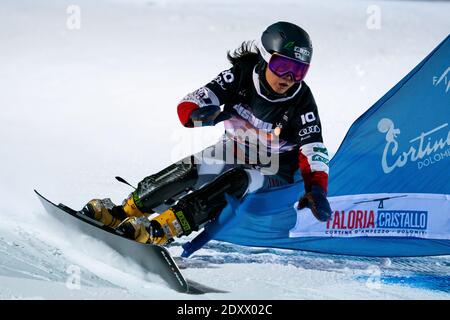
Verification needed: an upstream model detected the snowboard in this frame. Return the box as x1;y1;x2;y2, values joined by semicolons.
35;190;226;294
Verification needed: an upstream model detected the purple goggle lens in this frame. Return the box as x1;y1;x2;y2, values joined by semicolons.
268;54;310;82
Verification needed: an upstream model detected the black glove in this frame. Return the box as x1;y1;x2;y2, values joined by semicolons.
298;185;332;222
189;105;231;126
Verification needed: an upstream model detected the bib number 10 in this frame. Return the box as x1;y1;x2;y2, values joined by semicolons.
301;112;316;125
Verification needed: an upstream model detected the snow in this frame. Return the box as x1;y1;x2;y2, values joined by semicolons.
0;0;449;299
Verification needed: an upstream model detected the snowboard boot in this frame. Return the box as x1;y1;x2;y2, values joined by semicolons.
117;209;185;245
122;193;149;218
81;198;128;228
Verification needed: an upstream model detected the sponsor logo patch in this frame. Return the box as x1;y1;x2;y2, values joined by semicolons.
233;104;273;130
294;47;311;61
312;154;329;165
132;192;143;208
192;88;212;105
299;125;321;137
175;211;191;232
313;146;328;155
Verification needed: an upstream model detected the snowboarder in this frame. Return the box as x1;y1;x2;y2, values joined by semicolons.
81;21;332;245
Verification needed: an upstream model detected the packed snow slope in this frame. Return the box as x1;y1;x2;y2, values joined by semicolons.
0;0;449;299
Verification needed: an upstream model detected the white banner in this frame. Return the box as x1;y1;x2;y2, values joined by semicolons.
289;193;450;240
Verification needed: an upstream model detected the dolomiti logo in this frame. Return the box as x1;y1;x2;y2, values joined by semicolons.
377;118;450;174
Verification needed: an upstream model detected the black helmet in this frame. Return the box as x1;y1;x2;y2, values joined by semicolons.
259;21;313;65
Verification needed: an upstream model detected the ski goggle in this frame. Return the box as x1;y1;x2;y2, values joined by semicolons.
268;53;310;82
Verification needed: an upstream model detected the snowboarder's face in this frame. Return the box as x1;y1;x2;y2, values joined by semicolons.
265;66;296;94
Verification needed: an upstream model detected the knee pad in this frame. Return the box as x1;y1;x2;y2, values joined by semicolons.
174;167;250;229
131;157;199;212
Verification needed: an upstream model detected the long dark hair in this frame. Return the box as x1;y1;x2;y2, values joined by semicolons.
227;41;260;66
